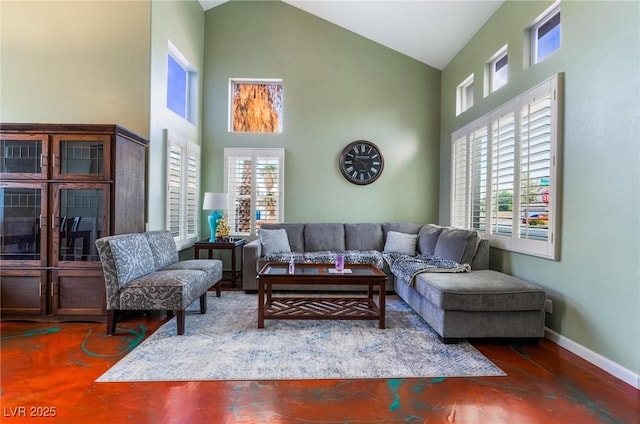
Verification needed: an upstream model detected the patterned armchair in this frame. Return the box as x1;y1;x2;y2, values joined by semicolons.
95;231;222;335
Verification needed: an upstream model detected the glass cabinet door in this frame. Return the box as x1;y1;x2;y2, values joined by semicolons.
0;134;49;179
52;183;109;265
0;183;47;266
51;135;110;180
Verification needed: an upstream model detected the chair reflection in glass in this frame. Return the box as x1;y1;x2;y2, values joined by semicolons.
60;216;89;260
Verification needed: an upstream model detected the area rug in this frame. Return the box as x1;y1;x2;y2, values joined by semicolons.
96;292;504;382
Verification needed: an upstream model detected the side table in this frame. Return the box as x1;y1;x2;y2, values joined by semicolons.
194;239;245;289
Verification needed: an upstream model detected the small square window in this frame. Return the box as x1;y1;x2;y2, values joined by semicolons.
456;74;474;115
166;42;197;124
532;4;561;64
490;50;508;92
167;55;187;118
229;79;283;133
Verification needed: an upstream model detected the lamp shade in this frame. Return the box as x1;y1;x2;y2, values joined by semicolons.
202;192;229;210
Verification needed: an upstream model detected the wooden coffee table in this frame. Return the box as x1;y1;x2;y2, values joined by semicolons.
257;263;387;329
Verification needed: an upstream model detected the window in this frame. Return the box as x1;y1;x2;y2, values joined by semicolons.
167;42;197;123
229;79;283;133
487;47;508;94
451;74;562;260
531;3;561;64
456;74;474;115
224;148;285;237
166;130;200;250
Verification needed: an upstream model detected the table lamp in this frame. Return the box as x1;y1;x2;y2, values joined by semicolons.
202;192;229;242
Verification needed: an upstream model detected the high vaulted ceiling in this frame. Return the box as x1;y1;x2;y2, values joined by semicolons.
199;0;504;70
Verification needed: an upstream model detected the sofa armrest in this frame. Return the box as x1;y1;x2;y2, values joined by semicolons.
242;238;262;291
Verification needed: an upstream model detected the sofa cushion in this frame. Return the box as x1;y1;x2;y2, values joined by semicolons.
118;269;210;310
162;259;223;284
345;223;384;251
433;228;479;264
382;222;423;236
383;231;418;256
304;223;345;252
259;228;292;255
108;234;156;286
260;223;305;252
144;230;178;270
413;270;546;311
417;224;443;256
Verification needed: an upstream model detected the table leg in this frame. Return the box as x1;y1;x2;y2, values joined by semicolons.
230;245;237;287
238;244;243;287
258;278;264;328
379;278;386;329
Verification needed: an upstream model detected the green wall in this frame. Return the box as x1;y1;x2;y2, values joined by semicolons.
148;0;205;232
0;0;151;137
202;1;441;226
440;1;640;377
0;0;205;240
3;0;637;383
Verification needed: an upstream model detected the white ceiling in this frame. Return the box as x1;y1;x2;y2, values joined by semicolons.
199;0;504;70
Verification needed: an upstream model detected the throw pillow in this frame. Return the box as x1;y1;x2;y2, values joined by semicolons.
417;224;443;256
433;228;479;264
144;231;179;269
259;228;292;255
383;231;418;256
108;234;156;286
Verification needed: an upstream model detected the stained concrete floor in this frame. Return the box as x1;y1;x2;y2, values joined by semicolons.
1;313;638;423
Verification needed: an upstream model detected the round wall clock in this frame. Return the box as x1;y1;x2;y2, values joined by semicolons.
339;140;384;185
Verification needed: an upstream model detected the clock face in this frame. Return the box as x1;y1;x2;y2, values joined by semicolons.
339;140;384;185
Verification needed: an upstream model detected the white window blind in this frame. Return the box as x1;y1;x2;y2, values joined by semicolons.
165;130;200;249
517;81;554;251
167;142;182;237
490;108;516;239
450;133;468;228
224;148;285;237
450;74;562;260
470;125;488;232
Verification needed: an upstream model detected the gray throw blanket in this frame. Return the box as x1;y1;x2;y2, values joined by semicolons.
383;253;471;287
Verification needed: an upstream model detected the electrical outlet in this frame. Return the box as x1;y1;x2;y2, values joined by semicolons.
544;299;553;314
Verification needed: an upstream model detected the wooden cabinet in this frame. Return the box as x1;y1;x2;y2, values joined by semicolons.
0;124;148;321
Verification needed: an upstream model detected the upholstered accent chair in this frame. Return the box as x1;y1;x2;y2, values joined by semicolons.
95;231;222;335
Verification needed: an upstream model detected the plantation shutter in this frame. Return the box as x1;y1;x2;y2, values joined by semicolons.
515;77;558;259
470;125;489;232
450;133;468;228
255;155;281;227
225;152;253;235
165;130;201;248
224;148;285;237
490;107;516;238
185;144;200;240
167;143;182;238
450;74;561;259
519;92;552;240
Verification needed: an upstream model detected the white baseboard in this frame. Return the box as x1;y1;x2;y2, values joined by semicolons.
545;328;639;390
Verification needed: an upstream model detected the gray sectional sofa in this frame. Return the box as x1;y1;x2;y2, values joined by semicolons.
243;222;547;342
